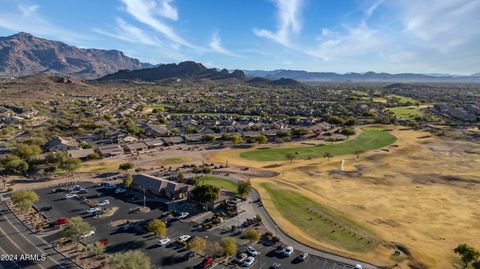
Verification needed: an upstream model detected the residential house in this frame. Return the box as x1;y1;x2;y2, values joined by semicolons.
144;139;164;149
67;148;95;160
97;144;124;157
162;136;184;145
46;137;80;152
124;142;148;153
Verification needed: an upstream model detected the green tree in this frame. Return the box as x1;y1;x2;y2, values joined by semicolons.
202;134;216;142
229;134;243;144
220;237;237;257
147;220;167;238
11;144;41;161
119;162;134;171
187;237;207;254
286;152;296;163
60;157;81;172
87;242;105;257
10;190;39;212
243;228;260;243
254;135;268;144
291;128;310;136
123;174;133;188
454;244;480;268
237;180;252;198
340;127;356;137
0;155;29;175
61;216;94;245
108;250;151;269
323;152;333;162
191;185;220;204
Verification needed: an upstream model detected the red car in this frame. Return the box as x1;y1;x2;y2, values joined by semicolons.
99;239;108;246
202;257;213;268
52;217;68;226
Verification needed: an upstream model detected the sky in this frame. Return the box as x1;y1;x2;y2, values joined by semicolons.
0;0;479;75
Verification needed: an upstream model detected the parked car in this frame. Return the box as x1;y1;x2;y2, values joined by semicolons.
247;246;259;256
179;235;191;242
52;217;68;226
81;230;95;239
65;193;78;199
182;251;195;261
77;188;88;194
284;246;294;257
158;238;171;246
115;188;126;194
243;257;255;267
103;184;116;190
237;253;248;264
275;245;285;254
98;239;108;246
97;200;110;206
202;257;214;268
71;185;82;191
86;207;102;214
354;265;363;269
39;205;53;211
270;263;281;269
298;252;309;261
51;188;65;193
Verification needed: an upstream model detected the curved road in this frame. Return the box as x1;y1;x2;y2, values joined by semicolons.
249;188;380;269
0;197;80;269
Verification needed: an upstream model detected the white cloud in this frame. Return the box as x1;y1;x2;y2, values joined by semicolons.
209;31;240;57
94;18;161;47
0;4;87;43
397;0;480;53
121;0;195;48
308;23;386;61
253;0;304;47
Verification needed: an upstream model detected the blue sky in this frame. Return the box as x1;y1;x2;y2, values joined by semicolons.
0;0;479;74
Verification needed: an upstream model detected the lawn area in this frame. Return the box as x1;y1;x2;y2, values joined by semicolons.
159;157;188;165
387;95;418;105
387;106;424;119
240;128;397;161
260;183;379;252
199;176;238;192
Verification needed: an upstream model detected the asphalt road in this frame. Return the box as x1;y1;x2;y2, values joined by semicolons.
0;198;79;269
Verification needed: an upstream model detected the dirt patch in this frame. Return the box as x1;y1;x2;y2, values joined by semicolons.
262;164;283;168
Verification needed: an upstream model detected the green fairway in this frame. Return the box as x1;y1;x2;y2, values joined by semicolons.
261;183;379;252
199;176;238;192
387;106;423;119
240;128;397;161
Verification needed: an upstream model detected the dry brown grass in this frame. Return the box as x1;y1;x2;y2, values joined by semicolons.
209;125;480;268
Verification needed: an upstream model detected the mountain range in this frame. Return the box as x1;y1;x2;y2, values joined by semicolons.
0;32;150;79
99;60;301;87
244;69;480;83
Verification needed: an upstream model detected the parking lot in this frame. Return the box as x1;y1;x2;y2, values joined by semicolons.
34;182;355;269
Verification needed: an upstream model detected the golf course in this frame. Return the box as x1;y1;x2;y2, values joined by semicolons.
240;128;397;161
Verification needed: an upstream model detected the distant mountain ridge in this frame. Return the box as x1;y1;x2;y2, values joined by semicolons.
244;69;480;83
0;32;151;79
99;61;302;87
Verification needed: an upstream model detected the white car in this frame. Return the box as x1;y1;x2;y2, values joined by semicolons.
87;207;102;214
354;265;363;269
97;200;110;206
178;212;189;219
81;230;95;239
158;238;171;246
247;246;259;256
284;246;294;257
298;252;309;261
243;256;255;267
115;188;126;194
179;235;191;242
65;193;78;199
